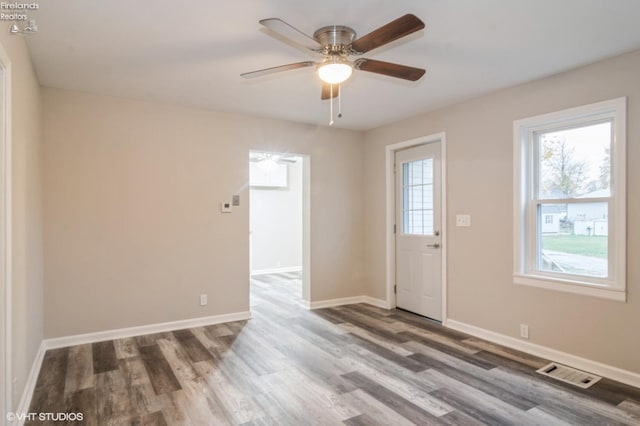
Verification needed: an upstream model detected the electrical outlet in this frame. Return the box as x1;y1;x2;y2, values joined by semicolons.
520;324;529;339
200;294;208;306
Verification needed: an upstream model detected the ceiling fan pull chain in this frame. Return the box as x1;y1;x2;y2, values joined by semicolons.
338;83;342;119
329;83;334;126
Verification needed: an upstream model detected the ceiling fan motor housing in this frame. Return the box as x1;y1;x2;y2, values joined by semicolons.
313;25;356;56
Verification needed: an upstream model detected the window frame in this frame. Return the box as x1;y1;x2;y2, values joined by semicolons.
513;98;626;302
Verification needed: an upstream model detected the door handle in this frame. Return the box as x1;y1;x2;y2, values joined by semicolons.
426;243;440;249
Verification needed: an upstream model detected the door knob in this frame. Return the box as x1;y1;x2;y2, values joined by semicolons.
426;243;440;249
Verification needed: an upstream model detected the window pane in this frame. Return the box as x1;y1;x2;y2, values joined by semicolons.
538;121;611;199
538;202;608;278
410;160;423;185
402;159;434;235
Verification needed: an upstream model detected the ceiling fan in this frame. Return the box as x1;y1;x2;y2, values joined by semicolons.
250;152;297;164
241;14;426;100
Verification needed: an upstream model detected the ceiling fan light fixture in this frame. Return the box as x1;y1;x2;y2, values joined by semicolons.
256;154;279;172
318;61;353;85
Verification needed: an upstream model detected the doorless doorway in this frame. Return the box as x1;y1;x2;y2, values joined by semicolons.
248;151;310;306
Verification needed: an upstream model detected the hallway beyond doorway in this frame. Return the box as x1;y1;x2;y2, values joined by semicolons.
250;272;302;309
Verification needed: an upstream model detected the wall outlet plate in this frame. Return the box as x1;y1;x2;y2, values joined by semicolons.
221;202;232;213
232;195;240;206
456;214;471;227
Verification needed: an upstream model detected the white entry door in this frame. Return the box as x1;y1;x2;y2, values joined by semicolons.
395;142;442;320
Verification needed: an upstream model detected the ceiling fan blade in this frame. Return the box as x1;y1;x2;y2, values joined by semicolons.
321;82;340;100
355;58;425;81
350;14;425;54
241;61;315;79
250;156;296;164
259;18;323;51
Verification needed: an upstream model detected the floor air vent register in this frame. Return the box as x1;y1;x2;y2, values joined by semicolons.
537;362;602;389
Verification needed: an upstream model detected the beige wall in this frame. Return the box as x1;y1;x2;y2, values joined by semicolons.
364;49;640;373
42;88;365;338
0;33;43;408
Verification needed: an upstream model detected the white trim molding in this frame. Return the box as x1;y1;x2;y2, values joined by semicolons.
44;311;251;349
12;342;45;426
447;319;640;389
361;296;393;310
0;39;13;419
303;295;391;310
514;273;625;302
250;266;302;276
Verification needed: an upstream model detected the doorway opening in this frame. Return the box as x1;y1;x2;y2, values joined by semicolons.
385;133;448;324
249;151;310;309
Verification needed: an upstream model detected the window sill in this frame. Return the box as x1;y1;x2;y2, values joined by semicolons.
514;274;626;302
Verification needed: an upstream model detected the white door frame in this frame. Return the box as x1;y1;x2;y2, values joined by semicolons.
385;132;447;324
0;42;13;417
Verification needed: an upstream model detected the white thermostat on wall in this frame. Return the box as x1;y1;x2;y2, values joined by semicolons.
221;202;232;213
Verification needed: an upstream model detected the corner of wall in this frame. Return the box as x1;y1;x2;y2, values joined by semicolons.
0;30;45;413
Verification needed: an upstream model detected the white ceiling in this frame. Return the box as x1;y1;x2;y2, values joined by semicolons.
24;0;640;130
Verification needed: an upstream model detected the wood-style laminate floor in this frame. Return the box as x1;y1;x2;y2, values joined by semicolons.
28;272;640;425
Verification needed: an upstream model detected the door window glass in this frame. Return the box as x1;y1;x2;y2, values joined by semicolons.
402;159;434;235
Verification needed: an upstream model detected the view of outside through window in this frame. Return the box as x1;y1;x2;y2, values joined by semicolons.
402;159;434;235
537;121;611;278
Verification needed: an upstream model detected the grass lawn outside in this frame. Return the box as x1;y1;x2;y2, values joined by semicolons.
541;234;607;259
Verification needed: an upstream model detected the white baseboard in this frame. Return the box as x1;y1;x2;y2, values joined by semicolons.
308;296;365;310
447;319;640;389
44;311;252;350
304;295;390;310
299;299;311;310
12;341;46;425
250;266;302;276
362;296;393;309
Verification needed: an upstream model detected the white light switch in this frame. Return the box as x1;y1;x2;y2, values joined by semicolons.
221;202;232;213
456;214;471;227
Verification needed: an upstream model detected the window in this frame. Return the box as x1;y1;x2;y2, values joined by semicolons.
402;159;434;235
513;98;626;301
